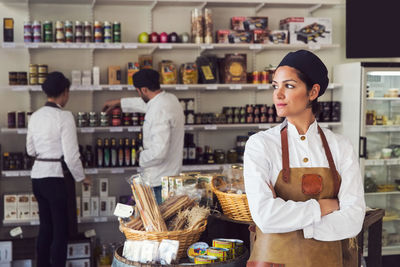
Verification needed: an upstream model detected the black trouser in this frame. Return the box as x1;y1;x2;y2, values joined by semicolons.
32;178;68;267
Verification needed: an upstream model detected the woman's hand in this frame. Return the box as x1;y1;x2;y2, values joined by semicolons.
82;176;92;186
318;198;339;217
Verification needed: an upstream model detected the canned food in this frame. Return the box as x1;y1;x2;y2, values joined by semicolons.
55;20;64;30
29;64;38;74
24;35;32;42
104;36;112;43
207;247;230;261
212;239;235;249
78;119;88;127
194;255;217;264
38;64;48;74
113;32;121;43
8;72;18;85
229;239;244;257
89;112;97;120
29;74;38;85
7;111;16;128
89;119;97;127
38;74;47;85
17;72;28;85
77;112;88;120
132;113;139;126
17;111;25;128
187;242;208;262
100;118;109;127
112;118;121;126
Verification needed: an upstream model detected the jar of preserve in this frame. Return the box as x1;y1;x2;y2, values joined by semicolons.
214;149;225;164
227;149;238;163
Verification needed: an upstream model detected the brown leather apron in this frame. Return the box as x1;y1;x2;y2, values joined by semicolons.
247;125;357;267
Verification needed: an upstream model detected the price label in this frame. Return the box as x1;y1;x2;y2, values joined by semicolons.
185;126;194;131
128;126;141;132
30;86;42;91
2;42;16;48
79;43;89;49
30;220;40;225
12;86;28;92
111;43;122;49
10;227;23;237
113;203;134;218
25;43;39;48
94;217;107;223
257;84;269;90
111;168;125;174
16;129;27;134
3;171;18;177
89;43;97;49
127;85;135;90
258;124;270;129
206;85;218;90
176;85;189;90
92;85;102;91
80;128;95;133
229;84;242;90
250;44;262;50
110;127;123;132
200;44;214;49
204;125;217;130
84;229;96;238
52;43;68;49
124;43;138;49
109;85;123;91
308;44;321;50
85;168;99;174
70;43;80;49
159;44;172;49
19;171;31;177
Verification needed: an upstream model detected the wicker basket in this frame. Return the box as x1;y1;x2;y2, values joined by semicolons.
119;220;207;259
211;176;253;223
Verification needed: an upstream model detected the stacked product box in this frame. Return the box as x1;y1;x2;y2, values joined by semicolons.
3;194;39;221
279;17;332;44
80;178;116;218
66;240;91;267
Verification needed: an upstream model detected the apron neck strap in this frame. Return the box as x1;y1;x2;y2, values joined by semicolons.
281;124;341;197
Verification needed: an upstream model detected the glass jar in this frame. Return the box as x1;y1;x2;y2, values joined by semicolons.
227;149;238;163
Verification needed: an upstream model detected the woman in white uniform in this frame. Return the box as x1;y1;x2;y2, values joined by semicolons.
26;72;91;267
244;50;365;267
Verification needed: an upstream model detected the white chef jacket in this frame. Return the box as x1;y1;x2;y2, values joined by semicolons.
121;91;184;187
244;120;365;241
26;104;85;182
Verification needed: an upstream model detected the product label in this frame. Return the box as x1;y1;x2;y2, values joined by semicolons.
206;85;218;90
201;66;215;80
113;203;134;218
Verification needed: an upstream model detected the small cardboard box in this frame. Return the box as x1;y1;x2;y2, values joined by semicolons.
231;16;268;31
253;29;269;44
216;30;231;44
93;66;100;86
279;17;332;44
4;195;18;220
82;183;91;198
223;53;247;84
108;196;116;216
161;176;169;202
82;197;91;217
99;197;108;217
127;62;140;85
99;178;109;197
228;31;253;44
30;194;39;219
17;195;30;220
268;30;288;44
66;258;90;267
108;66;121;85
0;241;12;263
90;197;99;217
67;242;91;259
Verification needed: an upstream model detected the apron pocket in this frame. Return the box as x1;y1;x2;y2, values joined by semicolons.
302;174;322;195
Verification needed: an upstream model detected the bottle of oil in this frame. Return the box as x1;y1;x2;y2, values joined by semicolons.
118;138;124;167
85;145;94;168
124;138;131;166
103;138;111;167
95;138;103;167
110;138;117;167
131;138;137;166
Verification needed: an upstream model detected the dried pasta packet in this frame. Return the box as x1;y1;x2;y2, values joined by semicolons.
159;239;180;265
123;240;142;262
140;240;160;264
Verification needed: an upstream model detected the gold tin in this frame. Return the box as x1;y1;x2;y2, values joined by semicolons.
194;255;217;264
29;64;38;74
38;74;47;85
207;247;230;261
29;74;38;85
38;64;48;74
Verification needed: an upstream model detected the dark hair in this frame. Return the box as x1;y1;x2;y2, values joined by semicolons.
295;69;320;115
133;69;160;92
42;71;70;98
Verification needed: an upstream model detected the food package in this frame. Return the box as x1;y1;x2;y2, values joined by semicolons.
158;239;179;265
223;54;247;84
216;30;231;44
108;66;121;85
127;62;140;85
159;60;178;84
139;54;153;69
4;195;17;220
268;30;288;44
123;240;142;262
228;31;253;44
17;194;30;220
279;17;332;44
31;194;39;219
196;55;218;84
204;8;213;44
253;29;269;43
180;63;198;84
231;16;268;31
191;8;204;43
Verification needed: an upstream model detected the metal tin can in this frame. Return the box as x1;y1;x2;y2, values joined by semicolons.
38;64;48;74
132;113;139;126
187;242;208;262
38;74;47;85
194;255;217;264
17;111;26;128
89;119;97;127
29;64;38;74
43;21;53;42
17;72;28;85
113;22;121;43
77;112;88;120
89;111;97;120
29;74;38;85
212;239;235;249
113;32;121;43
229;239;244;257
8;72;18;85
100;118;109;127
207;247;230;261
24;21;32;42
7;111;16;128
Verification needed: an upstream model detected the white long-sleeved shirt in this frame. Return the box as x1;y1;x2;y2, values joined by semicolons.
244;120;365;241
26;105;85;182
121;91;184;187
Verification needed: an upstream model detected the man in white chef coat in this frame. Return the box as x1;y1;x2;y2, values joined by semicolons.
103;69;184;204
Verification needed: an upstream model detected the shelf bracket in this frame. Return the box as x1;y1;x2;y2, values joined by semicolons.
91;0;97;9
200;2;207;9
150;1;158;11
255;3;265;14
149;46;157;55
308;4;322;16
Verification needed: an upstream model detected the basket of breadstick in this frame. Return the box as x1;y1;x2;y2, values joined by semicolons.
119;175;210;259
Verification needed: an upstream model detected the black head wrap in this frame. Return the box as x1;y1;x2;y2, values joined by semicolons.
277;50;329;96
133;69;160;91
42;71;70;97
